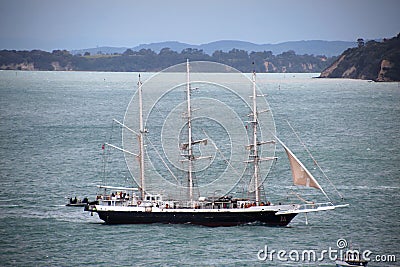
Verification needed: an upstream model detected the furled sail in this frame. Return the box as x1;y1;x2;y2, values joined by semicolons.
274;136;329;198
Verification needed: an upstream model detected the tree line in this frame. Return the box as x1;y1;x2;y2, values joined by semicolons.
0;47;336;73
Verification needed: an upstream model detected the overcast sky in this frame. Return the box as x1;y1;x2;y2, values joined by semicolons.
0;0;399;51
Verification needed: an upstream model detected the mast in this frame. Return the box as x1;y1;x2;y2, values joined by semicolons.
251;70;260;205
138;74;146;200
186;59;194;203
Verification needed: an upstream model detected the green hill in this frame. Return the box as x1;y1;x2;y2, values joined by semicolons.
320;34;400;81
0;48;335;73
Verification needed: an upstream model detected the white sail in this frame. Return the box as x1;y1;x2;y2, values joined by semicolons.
275;136;328;198
284;145;321;189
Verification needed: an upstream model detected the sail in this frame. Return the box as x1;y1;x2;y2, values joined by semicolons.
284;146;322;189
275;136;324;191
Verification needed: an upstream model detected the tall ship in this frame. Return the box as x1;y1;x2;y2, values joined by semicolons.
85;61;347;226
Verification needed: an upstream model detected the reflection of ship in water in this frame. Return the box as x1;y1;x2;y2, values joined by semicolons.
85;60;348;226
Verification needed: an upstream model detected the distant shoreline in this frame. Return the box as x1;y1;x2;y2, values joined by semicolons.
0;48;335;74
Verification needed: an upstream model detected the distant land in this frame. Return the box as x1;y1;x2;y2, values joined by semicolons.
71;40;357;58
0;47;336;73
4;36;398;80
320;34;400;81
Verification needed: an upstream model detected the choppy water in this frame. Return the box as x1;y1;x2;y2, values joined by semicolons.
0;70;399;266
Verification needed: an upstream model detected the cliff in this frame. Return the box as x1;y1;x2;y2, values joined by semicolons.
320;34;400;81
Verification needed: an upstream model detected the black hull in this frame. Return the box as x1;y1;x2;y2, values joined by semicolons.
66;203;86;207
95;210;297;227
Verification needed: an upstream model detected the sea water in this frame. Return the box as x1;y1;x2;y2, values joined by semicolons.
0;70;399;266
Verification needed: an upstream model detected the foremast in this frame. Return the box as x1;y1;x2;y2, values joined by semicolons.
138;74;146;200
246;70;277;205
185;59;195;203
251;71;261;205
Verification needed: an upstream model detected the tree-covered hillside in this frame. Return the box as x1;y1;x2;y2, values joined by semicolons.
0;48;335;73
320;34;400;81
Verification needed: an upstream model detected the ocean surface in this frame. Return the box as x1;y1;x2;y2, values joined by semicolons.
0;70;399;266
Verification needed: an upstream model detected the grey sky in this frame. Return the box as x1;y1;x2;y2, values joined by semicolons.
0;0;399;51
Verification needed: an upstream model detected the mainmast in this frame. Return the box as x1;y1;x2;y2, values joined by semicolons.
251;71;261;205
138;74;146;200
186;59;194;202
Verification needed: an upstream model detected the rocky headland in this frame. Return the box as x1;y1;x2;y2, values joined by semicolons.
320;34;400;81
